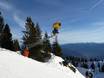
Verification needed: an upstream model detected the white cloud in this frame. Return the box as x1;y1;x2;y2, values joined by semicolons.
59;21;104;44
92;21;104;26
59;31;104;44
0;1;13;10
0;1;25;28
13;14;25;29
90;0;104;10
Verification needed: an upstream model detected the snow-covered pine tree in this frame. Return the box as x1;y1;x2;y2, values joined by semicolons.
23;17;43;61
1;24;14;51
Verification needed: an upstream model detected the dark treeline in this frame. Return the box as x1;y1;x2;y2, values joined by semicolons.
64;56;103;63
0;12;62;62
0;12;14;51
64;56;104;72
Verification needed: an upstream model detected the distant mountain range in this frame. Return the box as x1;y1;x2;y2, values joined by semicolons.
61;43;104;58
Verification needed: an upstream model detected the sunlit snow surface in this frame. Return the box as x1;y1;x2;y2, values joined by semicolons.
0;48;85;78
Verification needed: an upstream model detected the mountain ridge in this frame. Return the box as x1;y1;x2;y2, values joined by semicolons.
61;43;104;58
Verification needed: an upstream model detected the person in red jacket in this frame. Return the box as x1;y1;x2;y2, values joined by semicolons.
23;47;30;57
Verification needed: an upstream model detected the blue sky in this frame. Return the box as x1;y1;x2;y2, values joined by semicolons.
0;0;104;44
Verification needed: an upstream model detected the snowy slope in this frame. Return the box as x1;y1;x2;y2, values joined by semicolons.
0;48;85;78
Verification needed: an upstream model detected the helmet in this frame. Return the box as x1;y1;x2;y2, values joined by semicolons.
53;21;61;30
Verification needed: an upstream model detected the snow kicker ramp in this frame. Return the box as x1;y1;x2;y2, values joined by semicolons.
0;48;85;78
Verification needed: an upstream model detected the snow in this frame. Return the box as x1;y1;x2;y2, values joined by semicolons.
0;48;85;78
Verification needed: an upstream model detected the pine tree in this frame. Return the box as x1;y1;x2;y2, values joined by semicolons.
101;64;104;72
36;23;42;39
1;24;14;51
23;17;43;61
52;41;62;57
43;32;52;54
0;12;5;46
23;17;37;46
0;12;4;33
42;32;52;61
13;39;20;51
